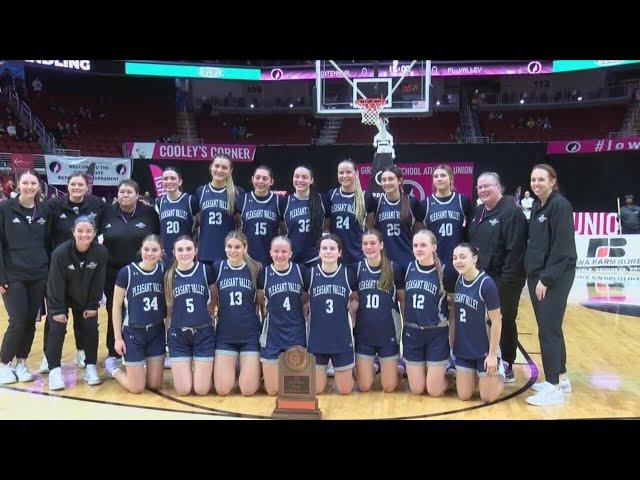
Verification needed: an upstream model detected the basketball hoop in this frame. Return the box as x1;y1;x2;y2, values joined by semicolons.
355;98;387;125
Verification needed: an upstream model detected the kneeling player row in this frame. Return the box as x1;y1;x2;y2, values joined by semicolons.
46;227;505;403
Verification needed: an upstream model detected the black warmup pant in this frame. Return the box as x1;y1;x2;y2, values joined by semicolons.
45;309;98;370
43;309;83;352
527;268;575;385
497;279;525;366
0;278;46;364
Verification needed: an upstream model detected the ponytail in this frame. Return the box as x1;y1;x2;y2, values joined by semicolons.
363;228;393;292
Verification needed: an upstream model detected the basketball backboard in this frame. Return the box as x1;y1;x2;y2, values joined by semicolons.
314;60;431;117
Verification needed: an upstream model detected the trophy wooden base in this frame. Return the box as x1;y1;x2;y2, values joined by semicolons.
272;398;322;420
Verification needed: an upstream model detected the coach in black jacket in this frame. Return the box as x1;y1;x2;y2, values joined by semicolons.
524;164;576;406
468;172;528;382
41;172;105;368
46;216;107;388
0;171;52;385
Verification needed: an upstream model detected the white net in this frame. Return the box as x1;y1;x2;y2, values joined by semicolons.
355;99;387;125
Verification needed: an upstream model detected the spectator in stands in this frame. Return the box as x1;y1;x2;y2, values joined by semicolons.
520;191;534;221
489;111;496;120
0;123;5;136
0;68;12;95
543;117;552;130
620;194;640;234
3;179;16;198
14;78;26;100
526;117;536;128
15;122;25;141
31;77;43;100
516;117;525;128
6;121;16;138
71;122;80;136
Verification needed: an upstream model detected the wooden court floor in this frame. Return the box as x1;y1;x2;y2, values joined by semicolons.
1;270;639;420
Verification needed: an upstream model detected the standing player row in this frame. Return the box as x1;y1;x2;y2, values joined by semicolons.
156;155;472;275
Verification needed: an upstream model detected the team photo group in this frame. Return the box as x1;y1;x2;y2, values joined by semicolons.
0;153;576;407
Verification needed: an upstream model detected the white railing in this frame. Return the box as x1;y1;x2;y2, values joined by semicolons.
53;148;82;156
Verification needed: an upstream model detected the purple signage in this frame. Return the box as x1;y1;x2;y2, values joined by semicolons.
547;138;640;155
260;62;552;81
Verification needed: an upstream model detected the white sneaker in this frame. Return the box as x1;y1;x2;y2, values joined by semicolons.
0;365;17;385
526;384;564;406
14;362;34;382
103;356;118;373
531;378;572;393
84;364;102;386
106;365;120;379
48;367;65;391
38;356;49;374
326;360;335;377
75;350;86;369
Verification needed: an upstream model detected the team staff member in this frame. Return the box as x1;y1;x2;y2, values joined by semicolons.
524;164;577;406
45;216;107;391
39;172;105;373
468;172;527;384
100;179;159;374
0;170;52;385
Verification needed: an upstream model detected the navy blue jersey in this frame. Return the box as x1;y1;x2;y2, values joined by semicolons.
353;259;403;346
170;262;214;329
257;263;307;348
213;260;262;343
374;194;425;268
324;188;376;266
195;183;243;262
304;264;357;353
400;261;448;327
453;271;500;359
239;191;282;266
115;262;166;327
423;192;470;291
283;193;325;265
155;193;199;264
